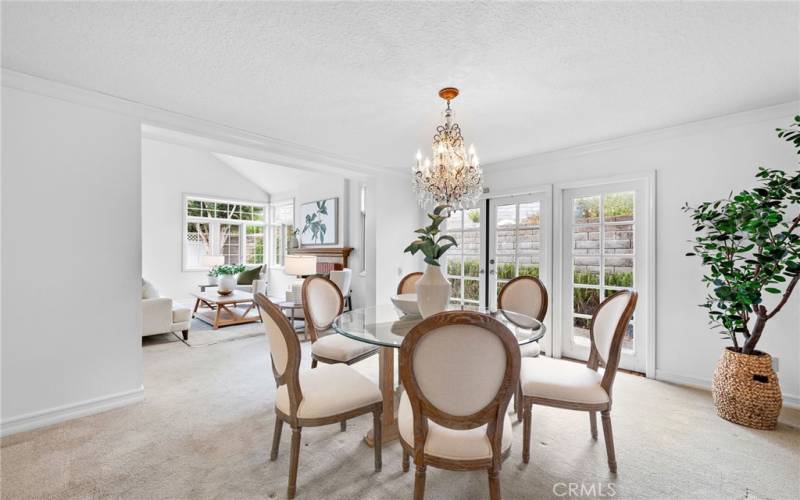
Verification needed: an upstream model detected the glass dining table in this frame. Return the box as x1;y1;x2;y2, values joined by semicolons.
332;303;546;446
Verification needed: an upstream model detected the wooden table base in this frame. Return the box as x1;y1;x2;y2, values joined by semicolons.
365;347;401;447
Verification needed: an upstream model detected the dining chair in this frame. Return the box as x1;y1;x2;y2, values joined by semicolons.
497;276;548;418
329;268;353;311
254;293;383;499
397;271;424;295
519;289;637;473
398;311;520;500
302;275;378;370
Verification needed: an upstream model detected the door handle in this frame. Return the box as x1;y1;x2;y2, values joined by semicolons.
479;269;485;275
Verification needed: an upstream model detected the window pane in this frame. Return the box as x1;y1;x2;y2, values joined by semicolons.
573;225;600;256
604;191;634;222
245;225;264;265
186;222;210;268
496;204;515;226
604;256;633;287
463;257;480;277
464;279;480;302
604;225;634;255
574;288;599;315
574;196;600;224
496;280;508;298
573;258;600;285
517;257;539;278
446;210;464;230
220;224;241;264
273;226;283;266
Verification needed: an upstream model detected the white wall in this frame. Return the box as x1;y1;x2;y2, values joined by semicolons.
141;138;269;302
483;103;800;401
374;175;426;304
1;87;144;435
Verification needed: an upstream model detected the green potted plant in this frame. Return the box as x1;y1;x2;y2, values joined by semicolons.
404;204;458;317
215;263;246;294
683;116;800;429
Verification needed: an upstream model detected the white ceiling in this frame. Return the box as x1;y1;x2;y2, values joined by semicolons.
3;2;798;170
213;153;319;196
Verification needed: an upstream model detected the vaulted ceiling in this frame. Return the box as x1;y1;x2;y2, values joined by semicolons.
3;2;797;170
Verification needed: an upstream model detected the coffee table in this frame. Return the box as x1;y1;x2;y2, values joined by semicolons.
192;290;261;329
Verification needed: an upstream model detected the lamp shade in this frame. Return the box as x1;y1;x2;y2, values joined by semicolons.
284;255;317;276
201;255;225;267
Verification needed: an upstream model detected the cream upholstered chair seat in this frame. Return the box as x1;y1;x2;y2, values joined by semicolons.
398;392;512;461
311;332;378;363
275;363;381;419
521;356;609;405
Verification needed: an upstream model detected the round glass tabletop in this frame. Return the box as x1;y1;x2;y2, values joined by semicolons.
332;303;546;348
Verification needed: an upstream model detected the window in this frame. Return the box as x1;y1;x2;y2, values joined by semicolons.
183;196;266;270
270;200;295;267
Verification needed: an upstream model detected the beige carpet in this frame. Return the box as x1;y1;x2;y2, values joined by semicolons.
2;331;799;500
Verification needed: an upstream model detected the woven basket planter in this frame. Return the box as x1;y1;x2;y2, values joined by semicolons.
712;347;782;430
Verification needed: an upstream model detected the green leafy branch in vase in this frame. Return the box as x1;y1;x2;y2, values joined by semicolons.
404;204;458;266
302;200;328;244
683;115;800;354
211;264;246;276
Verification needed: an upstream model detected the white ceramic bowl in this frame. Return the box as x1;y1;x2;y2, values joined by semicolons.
390;293;421;317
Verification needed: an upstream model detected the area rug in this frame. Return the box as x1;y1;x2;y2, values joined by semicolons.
142;318;265;348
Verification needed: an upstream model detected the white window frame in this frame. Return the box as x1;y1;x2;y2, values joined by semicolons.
553;171;656;377
359;184;368;275
269;199;295;270
181;194;268;271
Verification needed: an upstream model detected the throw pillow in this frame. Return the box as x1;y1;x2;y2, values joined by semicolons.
142;279;159;299
237;266;262;285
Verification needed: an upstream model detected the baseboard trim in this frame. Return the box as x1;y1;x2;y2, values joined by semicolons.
0;386;144;437
655;370;800;408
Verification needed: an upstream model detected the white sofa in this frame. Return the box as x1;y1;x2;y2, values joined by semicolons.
142;279;192;340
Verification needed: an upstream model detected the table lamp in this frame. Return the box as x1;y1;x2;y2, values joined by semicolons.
284;254;317;302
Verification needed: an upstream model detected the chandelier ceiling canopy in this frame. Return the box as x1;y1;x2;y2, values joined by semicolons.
412;87;483;210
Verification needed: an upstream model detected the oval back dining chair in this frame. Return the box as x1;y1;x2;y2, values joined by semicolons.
254;293;383;499
397;271;424;295
519;289;637;473
398;311;521;500
302;276;378;369
497;275;549;417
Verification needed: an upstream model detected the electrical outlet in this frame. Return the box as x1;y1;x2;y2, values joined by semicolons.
772;357;779;372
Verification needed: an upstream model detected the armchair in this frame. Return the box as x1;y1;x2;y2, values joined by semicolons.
142;279;192;340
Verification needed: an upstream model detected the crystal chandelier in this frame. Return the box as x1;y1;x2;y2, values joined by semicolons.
412;87;483;209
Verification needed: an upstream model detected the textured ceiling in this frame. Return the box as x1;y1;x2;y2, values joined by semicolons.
3;2;798;170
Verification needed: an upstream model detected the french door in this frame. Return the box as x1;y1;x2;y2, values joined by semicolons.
560;179;649;373
442;207;485;307
487;192;552;351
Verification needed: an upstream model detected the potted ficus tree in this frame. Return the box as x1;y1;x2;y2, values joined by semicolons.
404;204;458;317
683;116;800;429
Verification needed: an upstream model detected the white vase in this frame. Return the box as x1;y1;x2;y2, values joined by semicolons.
218;274;237;293
415;264;451;318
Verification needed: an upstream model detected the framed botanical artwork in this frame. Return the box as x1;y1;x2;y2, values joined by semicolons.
299;197;338;245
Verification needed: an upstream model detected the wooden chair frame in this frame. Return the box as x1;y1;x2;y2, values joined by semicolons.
520;290;637;473
496;276;549;420
398;311;521;500
302;275;377;369
254;293;382;499
397;271;424;295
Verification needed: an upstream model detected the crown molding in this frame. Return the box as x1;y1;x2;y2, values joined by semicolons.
1;68;403;178
483;100;800;172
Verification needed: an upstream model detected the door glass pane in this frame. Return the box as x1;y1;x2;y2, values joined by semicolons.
463;256;480;277
573;316;591;344
604;191;634;222
464;279;480;302
517;255;540;278
449;278;463;302
445;256;462;278
496;254;515;280
605;256;633;287
574;258;600;285
574;288;599;315
604;225;634;254
573;225;600;255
